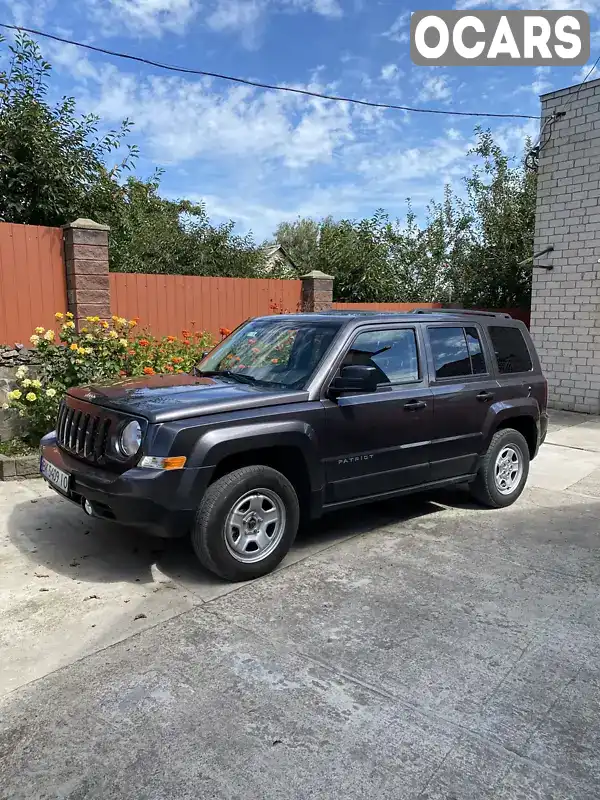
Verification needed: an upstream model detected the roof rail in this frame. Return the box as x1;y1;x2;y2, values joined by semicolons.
410;308;512;319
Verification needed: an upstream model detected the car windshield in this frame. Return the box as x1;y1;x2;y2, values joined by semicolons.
197;318;342;390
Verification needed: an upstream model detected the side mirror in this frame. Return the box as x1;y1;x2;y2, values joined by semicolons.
330;365;379;396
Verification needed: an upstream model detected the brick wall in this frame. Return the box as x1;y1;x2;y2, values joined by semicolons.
531;78;600;414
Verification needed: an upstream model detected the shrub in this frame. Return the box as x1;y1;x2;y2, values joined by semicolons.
3;312;213;444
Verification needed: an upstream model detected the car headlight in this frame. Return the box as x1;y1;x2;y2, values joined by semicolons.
119;420;142;457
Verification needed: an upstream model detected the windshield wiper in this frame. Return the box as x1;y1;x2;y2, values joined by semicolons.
199;370;262;386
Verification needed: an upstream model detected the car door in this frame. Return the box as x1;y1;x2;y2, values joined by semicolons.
319;324;434;505
425;323;500;481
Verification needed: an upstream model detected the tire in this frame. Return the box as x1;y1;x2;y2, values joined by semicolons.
191;465;300;581
470;428;530;508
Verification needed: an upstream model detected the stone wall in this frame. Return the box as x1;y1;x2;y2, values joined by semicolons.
0;346;40;441
531;77;600;413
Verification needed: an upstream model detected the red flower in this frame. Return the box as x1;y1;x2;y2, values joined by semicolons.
143;366;155;375
219;327;232;337
139;339;150;347
248;338;257;345
128;349;136;356
172;356;183;364
119;370;127;377
271;358;279;364
165;365;174;372
182;329;191;339
183;340;190;347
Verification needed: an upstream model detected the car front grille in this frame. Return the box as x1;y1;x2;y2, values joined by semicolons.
56;400;112;463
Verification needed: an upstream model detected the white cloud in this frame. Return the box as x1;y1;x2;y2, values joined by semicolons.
457;0;600;10
206;0;265;48
417;74;452;103
382;10;411;43
532;66;553;95
206;0;342;46
82;66;356;170
0;0;56;27
574;62;600;82
446;127;461;140
380;63;399;81
87;0;200;35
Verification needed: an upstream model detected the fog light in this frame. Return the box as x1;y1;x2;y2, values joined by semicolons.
83;498;94;516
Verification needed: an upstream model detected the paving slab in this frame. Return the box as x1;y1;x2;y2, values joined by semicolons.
528;443;600;491
2;415;600;798
2;480;600;799
0;479;396;693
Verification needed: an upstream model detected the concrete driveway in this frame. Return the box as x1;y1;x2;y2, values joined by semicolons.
1;410;600;799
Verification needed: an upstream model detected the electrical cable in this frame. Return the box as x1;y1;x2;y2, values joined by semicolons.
0;22;541;120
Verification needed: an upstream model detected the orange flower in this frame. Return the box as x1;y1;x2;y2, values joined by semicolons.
139;339;150;347
175;369;184;374
271;358;279;364
119;370;127;377
183;340;190;347
172;356;183;364
167;335;176;343
182;329;191;339
143;366;155;375
165;365;174;372
219;327;231;337
128;349;136;356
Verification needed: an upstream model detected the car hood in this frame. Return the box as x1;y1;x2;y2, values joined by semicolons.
67;374;308;423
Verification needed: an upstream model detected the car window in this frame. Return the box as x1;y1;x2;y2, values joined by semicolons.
465;327;487;374
198;319;342;389
428;327;473;379
341;328;419;385
488;326;533;374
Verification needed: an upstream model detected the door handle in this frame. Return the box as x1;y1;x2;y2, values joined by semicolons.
477;391;494;402
404;400;427;412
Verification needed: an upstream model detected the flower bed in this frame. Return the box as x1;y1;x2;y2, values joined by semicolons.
3;313;213;446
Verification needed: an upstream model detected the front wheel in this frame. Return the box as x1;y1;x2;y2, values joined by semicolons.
191;465;299;581
470;428;530;508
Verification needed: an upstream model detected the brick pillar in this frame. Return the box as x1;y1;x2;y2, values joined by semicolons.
301;270;334;312
62;218;111;331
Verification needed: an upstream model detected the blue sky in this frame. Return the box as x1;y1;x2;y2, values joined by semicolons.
1;0;598;240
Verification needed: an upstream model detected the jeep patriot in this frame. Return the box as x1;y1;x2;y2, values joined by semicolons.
40;310;548;581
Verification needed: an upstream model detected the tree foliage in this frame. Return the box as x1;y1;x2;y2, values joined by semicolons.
0;34;264;277
275;130;536;308
0;34;535;306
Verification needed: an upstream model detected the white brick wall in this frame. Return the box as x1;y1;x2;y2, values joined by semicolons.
531;78;600;413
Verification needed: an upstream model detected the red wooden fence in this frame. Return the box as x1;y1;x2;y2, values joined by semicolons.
0;223;67;345
109;273;303;339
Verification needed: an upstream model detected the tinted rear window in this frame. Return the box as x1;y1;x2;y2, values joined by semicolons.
488;326;533;374
428;326;488;379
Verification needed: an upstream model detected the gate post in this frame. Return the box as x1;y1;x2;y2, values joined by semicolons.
301;270;334;312
62;219;111;331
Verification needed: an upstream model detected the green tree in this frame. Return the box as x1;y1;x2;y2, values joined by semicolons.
443;128;537;307
274;129;535;308
0;34;263;277
96;175;263;277
0;33;135;227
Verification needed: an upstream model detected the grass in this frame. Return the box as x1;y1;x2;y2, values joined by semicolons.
0;438;37;457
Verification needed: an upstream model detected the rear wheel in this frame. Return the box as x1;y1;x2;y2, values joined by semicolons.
191;465;299;581
470;428;530;508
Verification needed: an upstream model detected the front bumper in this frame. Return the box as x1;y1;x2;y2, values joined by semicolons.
40;433;213;538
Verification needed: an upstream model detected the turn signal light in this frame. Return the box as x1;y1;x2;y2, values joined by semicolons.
139;456;187;470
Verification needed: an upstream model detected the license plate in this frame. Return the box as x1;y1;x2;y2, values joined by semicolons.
40;457;71;495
